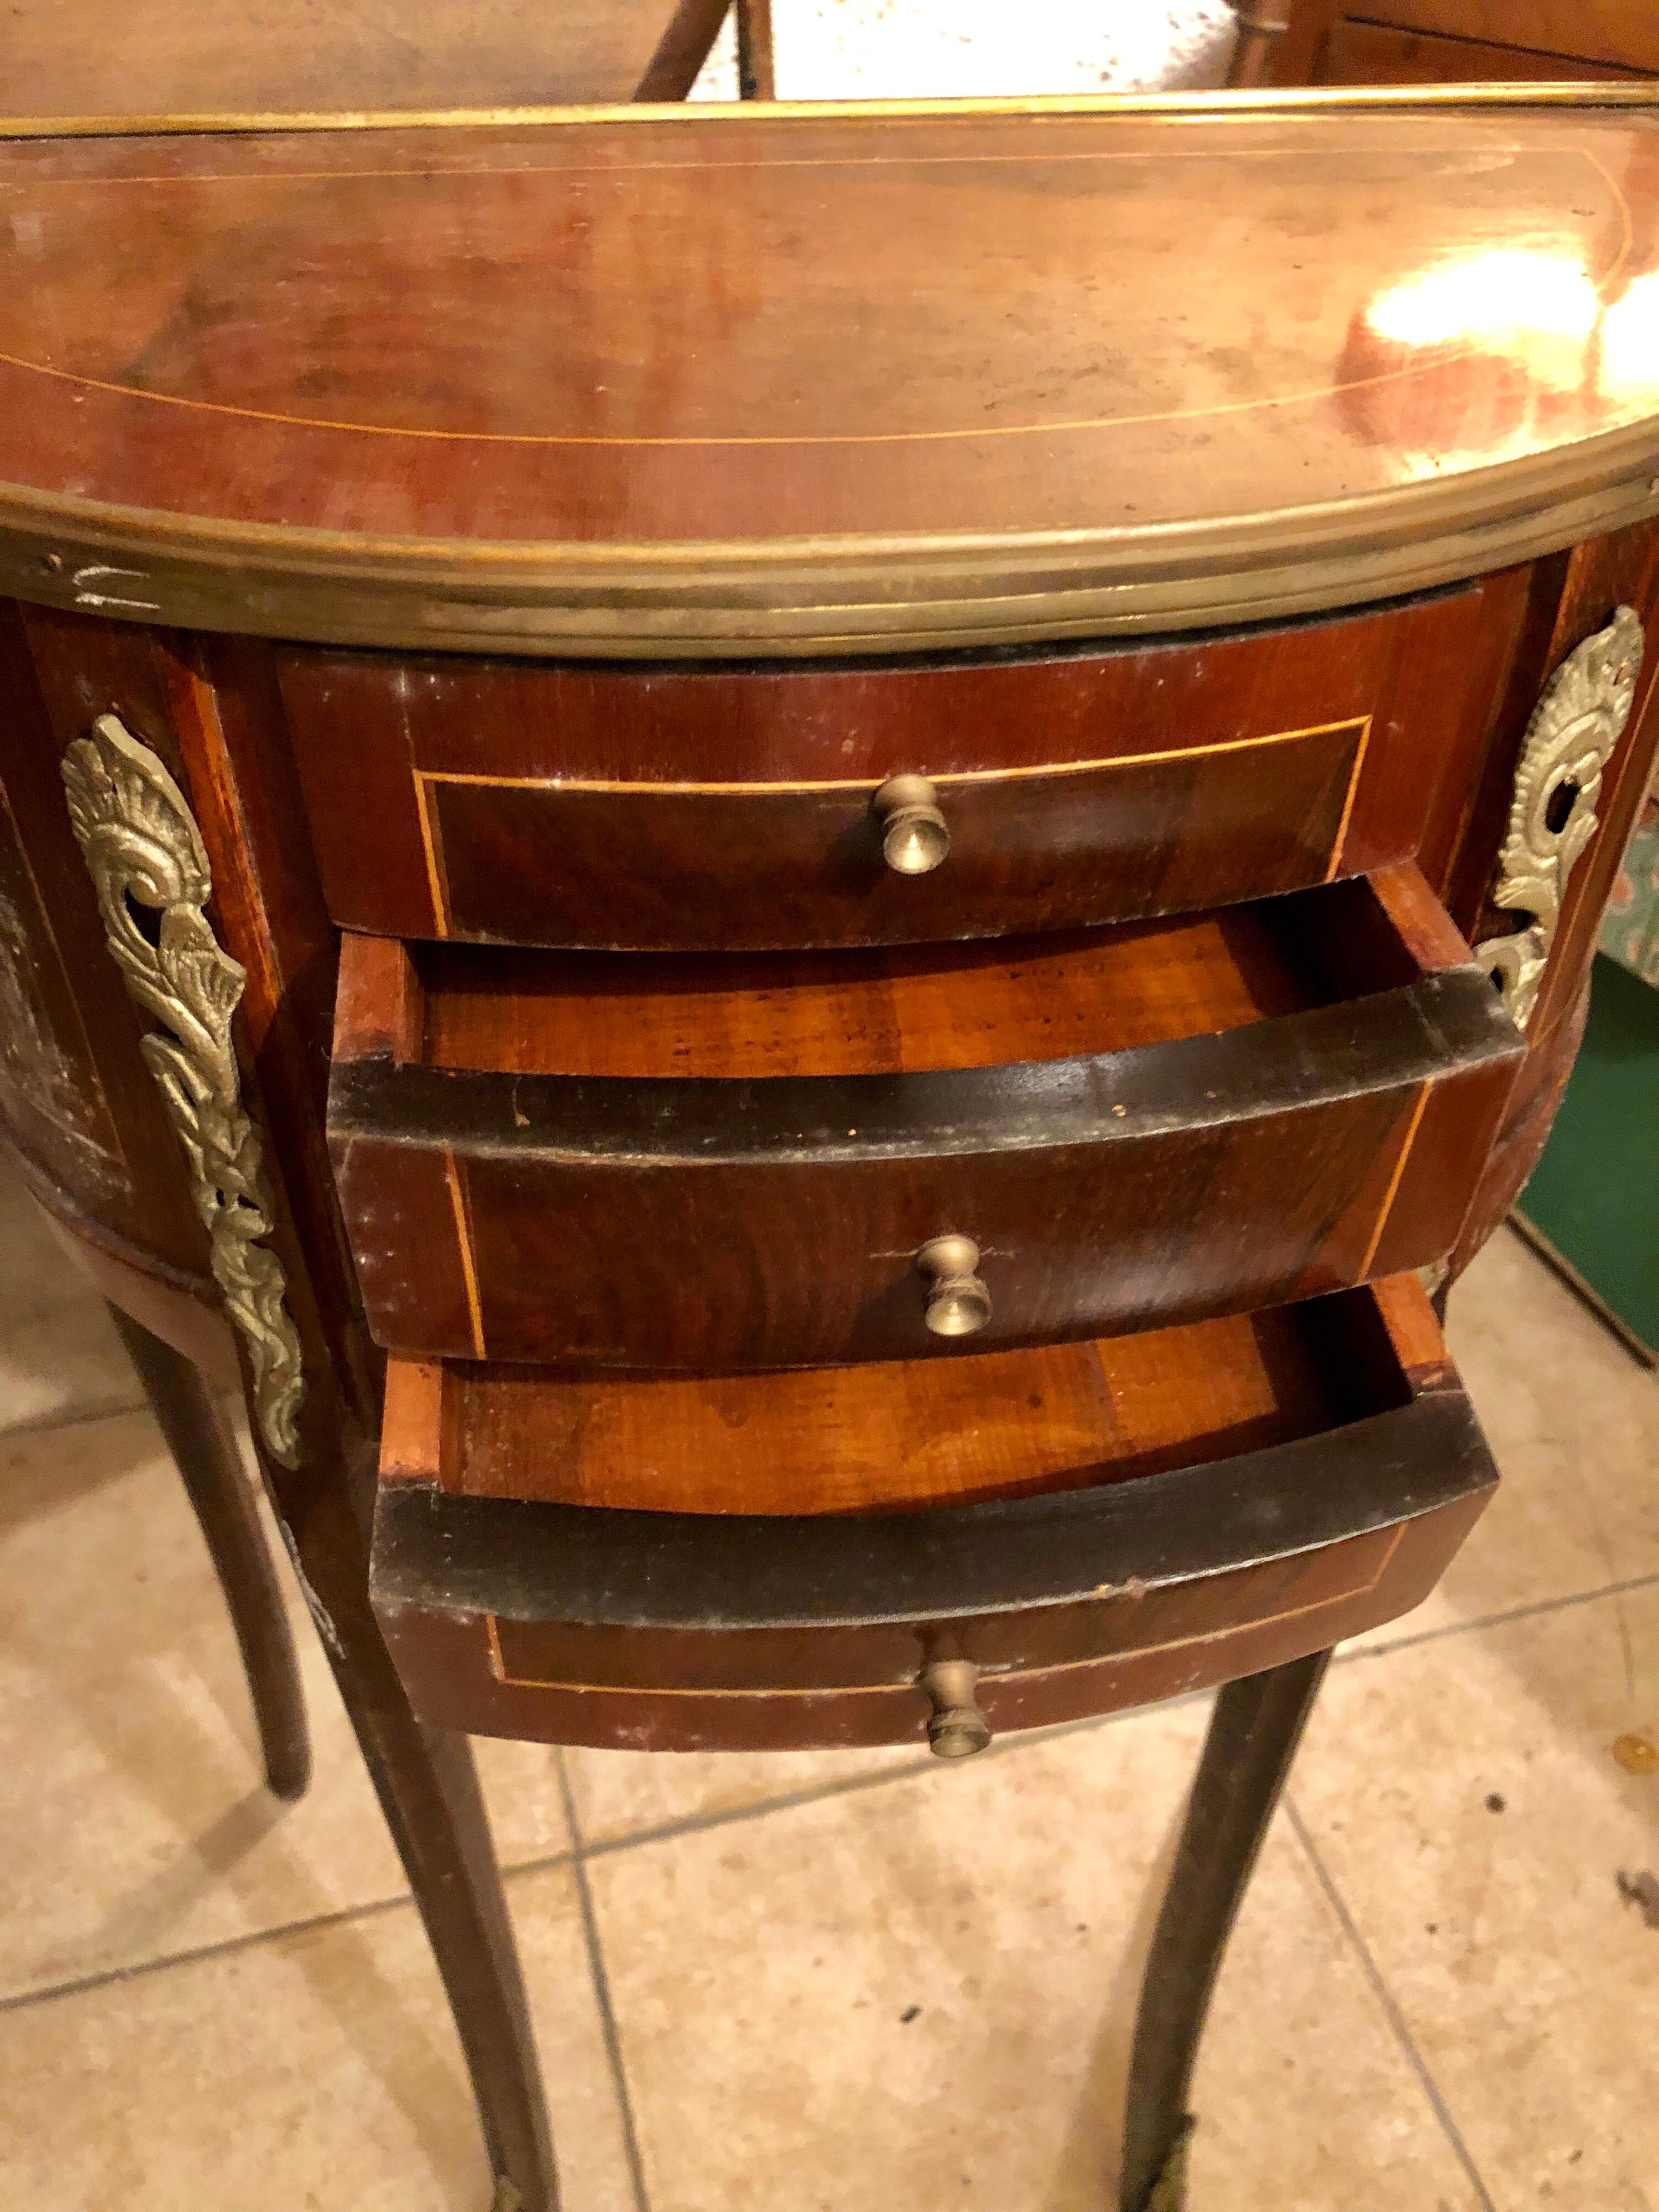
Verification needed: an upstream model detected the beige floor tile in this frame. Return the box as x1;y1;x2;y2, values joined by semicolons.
565;1736;932;1846
0;1158;141;1433
588;1704;1481;2212
0;1406;568;2001
1350;1228;1659;1655
690;0;1237;101
1294;1587;1659;2209
0;1861;630;2212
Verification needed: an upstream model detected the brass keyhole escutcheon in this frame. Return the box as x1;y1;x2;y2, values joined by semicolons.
874;774;950;875
917;1234;992;1337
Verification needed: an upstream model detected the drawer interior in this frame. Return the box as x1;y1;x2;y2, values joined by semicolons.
372;1274;1492;1749
385;1280;1427;1517
363;868;1464;1082
330;859;1517;1372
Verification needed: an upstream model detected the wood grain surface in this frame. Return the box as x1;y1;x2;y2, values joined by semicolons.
4;100;1659;652
369;1280;1499;1747
280;587;1518;948
394;1301;1353;1515
411;905;1326;1079
328;869;1524;1368
0;605;215;1275
1274;1;1659;82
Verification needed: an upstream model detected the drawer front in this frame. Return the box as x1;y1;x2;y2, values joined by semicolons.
371;1284;1498;1753
282;585;1516;951
1316;19;1637;85
377;1496;1486;1753
329;966;1523;1369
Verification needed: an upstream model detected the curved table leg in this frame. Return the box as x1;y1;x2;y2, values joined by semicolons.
109;1305;311;1802
131;1334;562;2212
735;0;775;97
289;1470;559;2212
1225;3;1290;88
1119;1648;1333;2212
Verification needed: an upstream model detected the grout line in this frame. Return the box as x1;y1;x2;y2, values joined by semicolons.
0;1880;446;2017
1329;1569;1659;1668
29;1568;1647;2030
0;1393;150;1443
556;1751;652;2212
1612;1588;1640;1702
0;1697;1206;2022
3;1569;1646;2020
569;1690;1213;1864
1285;1799;1499;2212
576;1751;936;1862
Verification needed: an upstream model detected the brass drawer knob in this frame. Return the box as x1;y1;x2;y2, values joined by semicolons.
921;1659;992;1760
874;774;950;875
917;1234;991;1337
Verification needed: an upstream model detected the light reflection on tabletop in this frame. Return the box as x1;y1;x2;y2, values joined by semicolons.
2;106;1659;551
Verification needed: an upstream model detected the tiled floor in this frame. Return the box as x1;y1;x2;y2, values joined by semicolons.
687;0;1238;101
3;1151;1657;2211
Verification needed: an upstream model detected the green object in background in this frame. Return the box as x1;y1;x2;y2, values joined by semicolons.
1514;954;1659;1364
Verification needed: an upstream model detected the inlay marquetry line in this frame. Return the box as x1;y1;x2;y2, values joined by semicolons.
409;716;1371;938
481;1524;1408;1696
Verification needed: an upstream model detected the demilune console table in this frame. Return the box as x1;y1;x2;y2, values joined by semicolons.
2;82;1657;2212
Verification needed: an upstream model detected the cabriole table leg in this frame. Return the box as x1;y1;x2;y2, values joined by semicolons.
1119;1648;1333;2211
290;1471;560;2212
108;1305;311;1803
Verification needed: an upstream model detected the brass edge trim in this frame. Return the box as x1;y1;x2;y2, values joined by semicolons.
3;473;1659;655
410;718;1364;796
4;82;1659;140
4;473;1656;658
3;406;1657;579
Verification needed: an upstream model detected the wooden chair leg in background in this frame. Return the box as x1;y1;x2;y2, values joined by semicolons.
1226;2;1290;86
109;1304;311;1802
1119;1647;1333;2211
735;0;775;98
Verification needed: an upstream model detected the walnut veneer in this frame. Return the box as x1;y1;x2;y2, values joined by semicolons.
327;869;1522;1370
1268;2;1659;87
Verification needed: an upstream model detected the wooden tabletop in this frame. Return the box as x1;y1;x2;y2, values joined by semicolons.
4;91;1659;654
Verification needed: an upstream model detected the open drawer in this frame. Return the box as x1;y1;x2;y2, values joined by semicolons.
369;1276;1498;1752
330;864;1524;1369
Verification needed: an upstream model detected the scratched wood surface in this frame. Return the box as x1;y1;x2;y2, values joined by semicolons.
3;101;1659;597
327;870;1524;1369
279;587;1521;950
368;1279;1499;1746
